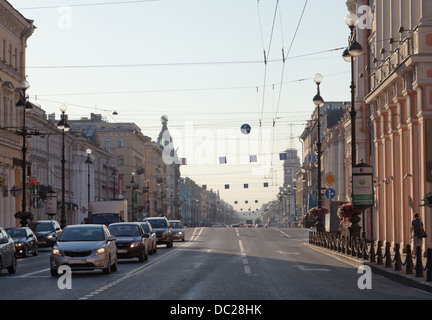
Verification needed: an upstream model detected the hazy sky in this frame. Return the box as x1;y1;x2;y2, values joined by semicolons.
11;0;353;212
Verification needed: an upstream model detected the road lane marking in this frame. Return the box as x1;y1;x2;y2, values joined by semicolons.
79;227;205;300
277;229;292;238
238;239;251;275
293;265;331;272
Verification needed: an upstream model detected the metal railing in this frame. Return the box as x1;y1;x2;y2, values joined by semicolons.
370;36;414;92
309;231;432;282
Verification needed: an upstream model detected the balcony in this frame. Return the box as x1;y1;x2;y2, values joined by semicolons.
370;36;414;92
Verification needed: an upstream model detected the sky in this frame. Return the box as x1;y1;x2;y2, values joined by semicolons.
10;0;353;213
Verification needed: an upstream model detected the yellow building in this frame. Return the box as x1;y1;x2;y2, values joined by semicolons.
0;1;35;227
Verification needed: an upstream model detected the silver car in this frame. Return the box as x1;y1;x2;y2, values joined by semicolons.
50;224;118;276
169;220;185;242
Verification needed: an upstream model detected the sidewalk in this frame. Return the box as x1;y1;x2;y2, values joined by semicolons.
304;242;432;294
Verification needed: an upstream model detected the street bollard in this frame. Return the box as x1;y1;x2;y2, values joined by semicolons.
415;246;424;278
341;236;346;254
403;244;414;275
352;237;357;257
426;248;431;282
384;242;392;268
376;240;384;265
392;243;402;271
369;239;376;263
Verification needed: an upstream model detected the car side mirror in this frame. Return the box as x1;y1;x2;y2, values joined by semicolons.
108;235;116;242
143;234;149;238
0;238;8;244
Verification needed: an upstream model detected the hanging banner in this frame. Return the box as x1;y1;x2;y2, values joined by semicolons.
46;192;57;216
118;175;123;197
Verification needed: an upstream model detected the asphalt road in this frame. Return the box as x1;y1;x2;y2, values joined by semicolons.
1;227;431;301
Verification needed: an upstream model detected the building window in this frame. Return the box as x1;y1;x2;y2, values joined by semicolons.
105;138;110;148
118;138;124;148
118;155;124;166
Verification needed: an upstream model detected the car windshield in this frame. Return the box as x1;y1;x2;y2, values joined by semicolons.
170;222;182;228
7;229;26;238
139;223;150;233
109;225;140;236
31;223;54;232
58;227;105;242
146;219;167;228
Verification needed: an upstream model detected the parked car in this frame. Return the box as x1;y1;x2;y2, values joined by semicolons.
108;223;149;262
138;221;157;255
169;220;185;242
6;227;38;257
29;220;62;248
0;227;16;274
50;224;118;276
144;217;173;248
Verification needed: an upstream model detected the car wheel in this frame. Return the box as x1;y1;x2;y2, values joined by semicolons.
144;247;149;261
103;255;112;274
50;268;58;276
111;257;118;272
7;255;16;274
138;248;145;262
33;245;39;256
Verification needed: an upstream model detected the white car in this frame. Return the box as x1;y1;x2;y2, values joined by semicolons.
50;224;118;276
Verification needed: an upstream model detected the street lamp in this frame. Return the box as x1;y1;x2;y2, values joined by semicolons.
85;149;92;206
56;104;70;228
313;73;324;211
15;80;33;226
343;12;363;169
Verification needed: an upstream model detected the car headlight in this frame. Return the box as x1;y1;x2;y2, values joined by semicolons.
93;247;106;255
130;242;141;248
162;231;170;236
177;231;183;235
15;243;24;247
52;248;63;256
46;234;54;240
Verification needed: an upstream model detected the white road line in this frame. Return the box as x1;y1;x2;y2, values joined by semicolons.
237;235;251;275
79;227;205;300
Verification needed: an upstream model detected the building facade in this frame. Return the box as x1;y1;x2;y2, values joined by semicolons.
361;0;432;249
0;1;35;228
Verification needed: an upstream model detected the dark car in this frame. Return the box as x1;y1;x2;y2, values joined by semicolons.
29;220;62;248
6;227;38;257
144;217;173;248
138;221;157;255
0;227;16;274
169;220;185;242
108;223;149;262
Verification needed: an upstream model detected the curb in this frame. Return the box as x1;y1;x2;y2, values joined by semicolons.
304;243;432;294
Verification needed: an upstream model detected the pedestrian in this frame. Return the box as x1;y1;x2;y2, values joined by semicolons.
339;217;351;238
411;213;426;257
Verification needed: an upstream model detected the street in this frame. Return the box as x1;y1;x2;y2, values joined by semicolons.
0;227;431;301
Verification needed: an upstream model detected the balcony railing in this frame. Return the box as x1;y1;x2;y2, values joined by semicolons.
370;36;414;92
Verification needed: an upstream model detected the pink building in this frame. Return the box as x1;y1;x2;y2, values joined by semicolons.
360;0;432;250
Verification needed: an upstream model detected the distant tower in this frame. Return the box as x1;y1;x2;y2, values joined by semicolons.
283;149;300;187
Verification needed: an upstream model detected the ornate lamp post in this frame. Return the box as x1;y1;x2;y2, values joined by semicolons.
15;80;33;226
56;105;70;228
343;13;363;239
343;13;363;172
313;73;324;209
85;149;92;206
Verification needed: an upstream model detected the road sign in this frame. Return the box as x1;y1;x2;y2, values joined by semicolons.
324;188;336;199
324;172;336;186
